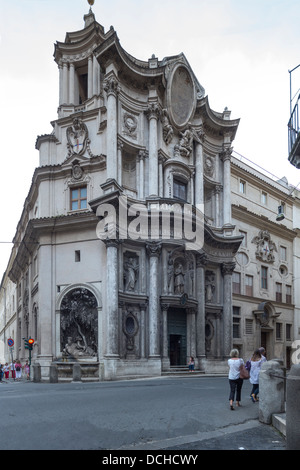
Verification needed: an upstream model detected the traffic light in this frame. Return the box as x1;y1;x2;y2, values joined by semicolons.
24;338;34;350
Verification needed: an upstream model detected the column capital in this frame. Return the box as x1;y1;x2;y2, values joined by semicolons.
221;261;236;276
104;75;120;97
196;252;208;268
220;145;233;162
146;241;162;258
145;102;160;121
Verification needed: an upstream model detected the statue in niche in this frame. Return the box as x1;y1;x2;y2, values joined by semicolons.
174;263;185;294
124;255;139;292
161;109;174;145
205;271;216;303
60;288;98;358
167;256;174;294
174;124;193;158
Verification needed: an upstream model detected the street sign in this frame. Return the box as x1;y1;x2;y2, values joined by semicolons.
7;338;14;347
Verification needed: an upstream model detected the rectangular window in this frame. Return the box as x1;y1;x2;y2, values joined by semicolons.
261;267;268;289
286;285;292;304
71;186;87;211
280;246;287;261
276;283;282;302
239;180;246;194
245;275;253;296
276;282;282;302
286;323;292;341
173;179;187;201
75;250;81;262
232;272;241;294
232;307;241;339
276;323;282;340
261;191;267;205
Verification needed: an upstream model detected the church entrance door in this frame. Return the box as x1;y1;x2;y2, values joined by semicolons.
168;309;187;366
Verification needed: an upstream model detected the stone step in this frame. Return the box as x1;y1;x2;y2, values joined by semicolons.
272;413;286;436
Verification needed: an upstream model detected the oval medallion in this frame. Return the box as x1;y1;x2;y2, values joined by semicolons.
167;65;196;129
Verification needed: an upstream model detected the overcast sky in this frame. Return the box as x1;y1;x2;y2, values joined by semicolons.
0;0;300;279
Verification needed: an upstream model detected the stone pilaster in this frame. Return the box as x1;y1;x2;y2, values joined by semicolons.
146;102;160;197
196;253;207;361
221;261;236;357
104;74;120;181
146;242;162;357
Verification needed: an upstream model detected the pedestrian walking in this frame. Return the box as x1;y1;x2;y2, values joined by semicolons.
3;363;10;380
188;356;195;372
228;348;244;410
10;360;16;380
24;360;30;380
15;359;22;381
249;349;263;402
259;347;267;363
0;364;3;383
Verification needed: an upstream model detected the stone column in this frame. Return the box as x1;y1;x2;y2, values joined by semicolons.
105;240;119;358
146;103;160;196
286;364;300;449
221;146;232;226
88;55;93;98
139;303;147;359
146;242;161;358
69;63;75;105
259;360;285;424
58;63;63;106
104;74;120;181
62;62;69;105
221;262;235;357
138;150;146;200
161;303;169;360
195;139;204;208
214;185;222;227
93;55;99;96
117;138;123;185
196;253;206;364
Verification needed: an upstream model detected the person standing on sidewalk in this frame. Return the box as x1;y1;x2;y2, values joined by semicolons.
228;349;244;410
15;359;22;381
249;349;263;402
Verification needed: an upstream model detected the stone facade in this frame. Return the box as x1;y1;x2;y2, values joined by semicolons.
1;9;245;380
231;156;300;367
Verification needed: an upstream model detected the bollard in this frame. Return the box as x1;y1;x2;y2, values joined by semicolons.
286;364;300;450
72;362;82;382
259;359;285;424
49;363;58;383
33;362;41;383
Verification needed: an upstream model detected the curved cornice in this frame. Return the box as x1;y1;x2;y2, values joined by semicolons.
197;96;240;139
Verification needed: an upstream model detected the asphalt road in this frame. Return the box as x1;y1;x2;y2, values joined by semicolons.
0;376;286;451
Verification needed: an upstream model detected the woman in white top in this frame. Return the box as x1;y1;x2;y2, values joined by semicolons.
228;349;244;410
249;349;263;402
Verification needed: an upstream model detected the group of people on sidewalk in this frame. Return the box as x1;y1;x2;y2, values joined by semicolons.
228;347;267;410
0;360;30;383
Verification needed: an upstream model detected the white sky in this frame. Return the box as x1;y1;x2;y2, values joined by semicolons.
0;0;300;279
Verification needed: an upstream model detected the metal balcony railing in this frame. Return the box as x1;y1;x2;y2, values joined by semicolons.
288;94;300;155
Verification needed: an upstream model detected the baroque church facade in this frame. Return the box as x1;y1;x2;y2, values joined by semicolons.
0;9;243;380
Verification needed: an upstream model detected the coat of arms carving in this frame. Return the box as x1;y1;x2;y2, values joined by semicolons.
67;118;89;157
252;230;277;263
